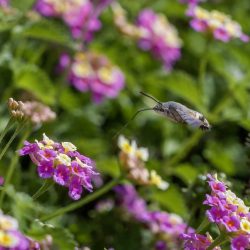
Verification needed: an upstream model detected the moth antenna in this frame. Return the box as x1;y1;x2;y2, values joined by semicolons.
112;108;154;140
140;91;162;105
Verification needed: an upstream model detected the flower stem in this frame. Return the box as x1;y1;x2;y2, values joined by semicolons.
40;177;121;222
198;39;211;106
0;126;31;206
0;122;25;161
32;179;54;201
197;217;210;234
207;233;228;250
0;117;14;145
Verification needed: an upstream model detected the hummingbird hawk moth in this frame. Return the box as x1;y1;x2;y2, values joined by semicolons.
140;92;211;130
113;92;211;138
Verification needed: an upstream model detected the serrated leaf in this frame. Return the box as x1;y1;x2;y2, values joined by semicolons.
162;71;203;109
14;19;76;49
13;63;56;105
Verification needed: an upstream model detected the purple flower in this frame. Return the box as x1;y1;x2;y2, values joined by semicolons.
187;6;249;43
206;206;228;223
37;161;54;178
231;235;250;250
0;0;8;7
190;19;207;32
61;52;125;104
136;9;182;70
213;28;231;42
221;215;240;232
155;240;167;250
181;233;218;250
0;176;4;186
69;176;83;200
115;184;149;223
35;0;112;42
19;133;98;200
115;184;190;248
207;174;226;193
53;164;70;186
18;141;39;156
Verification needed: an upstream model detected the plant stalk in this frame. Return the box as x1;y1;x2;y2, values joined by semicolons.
0;117;14;145
40;177;121;222
207;233;228;250
32;179;54;201
0;126;31;206
0;122;25;161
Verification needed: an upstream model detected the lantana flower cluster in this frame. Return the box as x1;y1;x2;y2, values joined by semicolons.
59;52;125;103
118;135;168;190
188;6;249;42
182;174;250;250
35;0;112;42
19;133;98;200
8;98;56;124
115;184;190;249
205;174;250;249
0;211;38;249
181;232;221;250
112;4;182;70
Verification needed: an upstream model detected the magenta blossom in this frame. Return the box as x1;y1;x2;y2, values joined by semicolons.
231;235;250;250
181;233;221;250
59;52;125;103
188;6;249;42
115;184;191;249
204;174;250;249
35;0;112;42
112;4;182;71
136;9;182;70
0;211;39;249
19;133;98;200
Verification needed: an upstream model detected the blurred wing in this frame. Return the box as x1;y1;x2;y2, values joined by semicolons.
168;105;186;123
173;106;202;128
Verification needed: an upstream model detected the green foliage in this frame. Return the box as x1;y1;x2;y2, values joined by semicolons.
13;63;56;104
0;0;249;249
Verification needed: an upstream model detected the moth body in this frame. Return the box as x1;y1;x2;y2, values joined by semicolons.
153;101;211;131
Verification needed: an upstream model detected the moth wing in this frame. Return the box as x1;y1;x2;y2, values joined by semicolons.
168;105;186;123
174;107;202;128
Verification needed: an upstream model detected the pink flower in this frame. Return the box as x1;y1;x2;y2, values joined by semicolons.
136;9;182;70
19;134;98;200
60;52;125;104
231;235;250;250
35;0;112;42
187;6;249;42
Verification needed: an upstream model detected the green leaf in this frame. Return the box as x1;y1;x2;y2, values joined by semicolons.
10;0;36;12
13;19;76;49
96;157;120;177
204;142;235;175
13;63;56;105
174;164;199;185
0;8;24;32
152;185;188;218
162;71;203;109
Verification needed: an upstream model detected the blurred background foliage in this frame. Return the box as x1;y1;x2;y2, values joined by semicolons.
0;0;250;249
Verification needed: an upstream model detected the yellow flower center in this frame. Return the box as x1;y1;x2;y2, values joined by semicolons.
240;218;250;233
0;231;18;247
